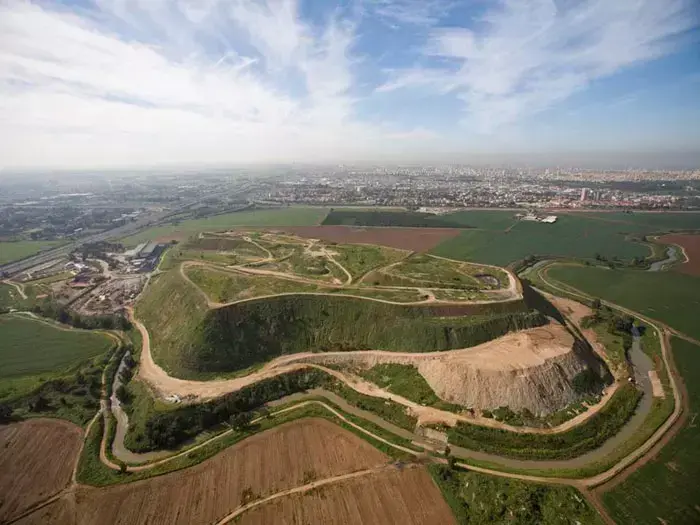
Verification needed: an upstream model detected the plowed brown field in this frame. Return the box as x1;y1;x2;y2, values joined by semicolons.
660;234;700;276
280;225;460;252
71;418;389;525
236;465;456;525
0;419;82;522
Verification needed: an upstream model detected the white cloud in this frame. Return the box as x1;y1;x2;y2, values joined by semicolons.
0;0;428;168
378;0;698;132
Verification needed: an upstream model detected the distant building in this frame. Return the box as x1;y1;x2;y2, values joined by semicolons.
124;242;148;259
580;188;588;201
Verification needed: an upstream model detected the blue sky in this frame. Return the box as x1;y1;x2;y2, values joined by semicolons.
1;0;699;169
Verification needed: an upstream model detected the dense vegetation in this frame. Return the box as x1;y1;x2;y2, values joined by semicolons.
446;383;641;460
429;464;603;524
127;368;326;451
31;300;132;331
603;337;700;524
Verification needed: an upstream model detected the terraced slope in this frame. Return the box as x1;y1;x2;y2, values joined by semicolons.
136;270;543;379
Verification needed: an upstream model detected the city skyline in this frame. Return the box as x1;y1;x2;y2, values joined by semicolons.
1;0;699;170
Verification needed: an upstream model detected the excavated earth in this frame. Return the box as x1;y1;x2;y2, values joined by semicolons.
301;324;610;416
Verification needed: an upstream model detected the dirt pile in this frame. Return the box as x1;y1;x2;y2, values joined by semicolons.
416;325;607;415
305;324;610;416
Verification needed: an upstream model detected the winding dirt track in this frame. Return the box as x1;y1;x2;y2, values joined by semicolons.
2;279;27;299
17;247;681;525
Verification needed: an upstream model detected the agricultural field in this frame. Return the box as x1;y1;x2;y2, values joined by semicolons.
118;206;330;246
322;209;468;228
321;208;519;230
602;338;700;524
0;315;114;401
431;214;652;266
236;465;456;525
72;418;390;525
429;464;603;524
0;240;65;265
568;211;700;232
660;233;700;276
546;264;700;341
282;225;460;252
0;419;83;523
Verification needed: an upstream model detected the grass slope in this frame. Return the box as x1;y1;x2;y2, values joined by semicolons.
547;265;700;341
361;363;440;406
120;207;329;246
431;214;651;266
602;337;700;524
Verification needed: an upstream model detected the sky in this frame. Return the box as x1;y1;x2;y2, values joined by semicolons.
1;0;699;169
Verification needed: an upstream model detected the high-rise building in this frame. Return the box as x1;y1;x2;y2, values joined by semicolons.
580;188;588;201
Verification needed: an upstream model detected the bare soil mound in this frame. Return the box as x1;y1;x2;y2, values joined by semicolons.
236;465;456;525
307;324;609;416
0;419;82;522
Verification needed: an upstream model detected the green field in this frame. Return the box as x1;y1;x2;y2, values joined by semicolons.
0;240;65;265
322;208;520;230
547;264;700;341
429;464;603;524
602;337;700;524
568;211;700;232
119;207;329;246
0;315;113;379
431;214;651;266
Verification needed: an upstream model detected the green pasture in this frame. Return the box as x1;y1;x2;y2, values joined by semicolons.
602;337;700;524
547;265;700;341
0;240;65;265
431;214;652;266
118;207;329;246
361;363;440;406
568;211;700;232
0;315;113;402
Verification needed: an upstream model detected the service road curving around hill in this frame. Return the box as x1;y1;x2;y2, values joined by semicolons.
79;248;684;525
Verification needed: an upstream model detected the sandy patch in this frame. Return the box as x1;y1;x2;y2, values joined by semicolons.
649;370;665;398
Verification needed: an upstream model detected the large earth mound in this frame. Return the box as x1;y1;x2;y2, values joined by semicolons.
303;324;611;416
136;271;542;378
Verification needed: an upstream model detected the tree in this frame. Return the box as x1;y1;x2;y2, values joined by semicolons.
591;298;601;310
229;411;253;431
0;403;13;423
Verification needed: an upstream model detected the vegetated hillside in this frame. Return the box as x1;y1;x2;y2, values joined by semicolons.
198;296;542;373
137;270;541;378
